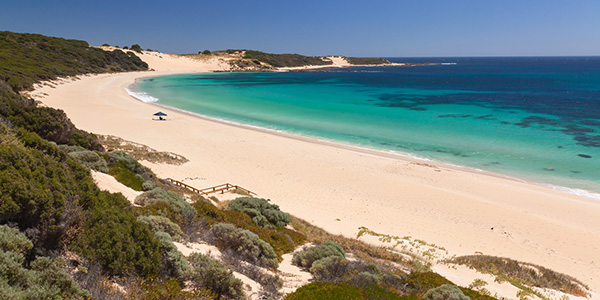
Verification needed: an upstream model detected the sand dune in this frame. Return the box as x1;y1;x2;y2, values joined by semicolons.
34;52;600;297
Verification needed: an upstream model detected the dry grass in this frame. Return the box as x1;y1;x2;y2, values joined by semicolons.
99;135;188;165
290;217;414;274
449;255;589;298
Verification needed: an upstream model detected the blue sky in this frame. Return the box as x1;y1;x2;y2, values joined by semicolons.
1;0;599;57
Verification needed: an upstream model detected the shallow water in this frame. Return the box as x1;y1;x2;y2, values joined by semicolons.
131;57;600;197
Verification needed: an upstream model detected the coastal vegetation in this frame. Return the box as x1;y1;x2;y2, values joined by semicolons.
0;31;147;92
242;50;333;68
345;57;391;65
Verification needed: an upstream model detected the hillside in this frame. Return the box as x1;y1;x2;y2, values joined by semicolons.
0;31;147;92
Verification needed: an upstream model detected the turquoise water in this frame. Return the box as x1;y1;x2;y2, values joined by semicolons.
130;57;600;198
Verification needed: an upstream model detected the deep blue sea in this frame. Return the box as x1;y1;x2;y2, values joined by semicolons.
130;57;600;198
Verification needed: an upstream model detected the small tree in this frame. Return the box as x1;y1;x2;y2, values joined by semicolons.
423;284;470;300
202;50;211;55
131;44;142;53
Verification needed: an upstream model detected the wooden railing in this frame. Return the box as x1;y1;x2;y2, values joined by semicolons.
165;178;256;197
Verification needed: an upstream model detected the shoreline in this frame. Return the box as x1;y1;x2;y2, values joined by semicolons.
128;74;600;202
129;86;600;202
33;55;600;295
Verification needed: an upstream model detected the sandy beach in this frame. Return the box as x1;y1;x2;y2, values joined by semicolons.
34;51;600;296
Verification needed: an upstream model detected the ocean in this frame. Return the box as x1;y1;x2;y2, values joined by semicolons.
129;57;600;198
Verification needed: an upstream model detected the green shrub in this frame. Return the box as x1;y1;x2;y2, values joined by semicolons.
202;50;211;55
0;225;90;300
154;232;190;280
209;223;278;269
350;271;381;289
192;200;304;258
0;130;95;252
187;253;245;300
109;160;143;190
131;44;142;53
423;284;470;300
309;256;350;281
292;241;345;269
138;215;184;241
129;277;216;300
136;188;196;225
75;206;162;276
284;282;363;300
143;180;157;191
67;149;109;172
228;197;291;227
0;225;33;253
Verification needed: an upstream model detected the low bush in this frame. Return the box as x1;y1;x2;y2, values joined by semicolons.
310;256;350;282
137;215;184;241
109;160;144;190
423;284;470;300
128;277;216;300
0;225;90;299
136;188;196;225
284;281;403;300
292;241;345;269
186;253;245;300
192;200;305;258
285;282;363;300
228;197;291;227
66;149;109;172
209;223;278;269
75;206;162;276
154;232;189;280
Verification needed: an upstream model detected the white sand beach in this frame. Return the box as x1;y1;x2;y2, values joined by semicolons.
34;51;600;296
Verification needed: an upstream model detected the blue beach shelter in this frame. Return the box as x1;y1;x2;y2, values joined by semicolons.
153;111;167;120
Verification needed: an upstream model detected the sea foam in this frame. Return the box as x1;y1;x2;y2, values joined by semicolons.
126;88;159;103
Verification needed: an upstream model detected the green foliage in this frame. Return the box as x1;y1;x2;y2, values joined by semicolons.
292;241;345;269
130;44;142;53
0;88;101;150
110;160;143;190
0;128;95;251
345;57;391;65
136;188;197;225
285;281;403;300
228;197;291;227
187;253;245;300
202;50;211;55
75;205;162;276
0;225;90;300
128;277;216;300
192;200;305;258
451;255;588;297
309;256;350;281
0;30;148;92
0;225;33;253
423;284;470;300
243;50;333;68
103;150;156;190
137;215;184;241
209;223;278;269
154;232;190;280
285;282;363;300
66;149;109;172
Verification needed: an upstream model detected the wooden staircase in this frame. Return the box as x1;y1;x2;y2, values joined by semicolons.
165;178;256;197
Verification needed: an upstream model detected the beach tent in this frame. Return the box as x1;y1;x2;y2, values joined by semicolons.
153;111;167;120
